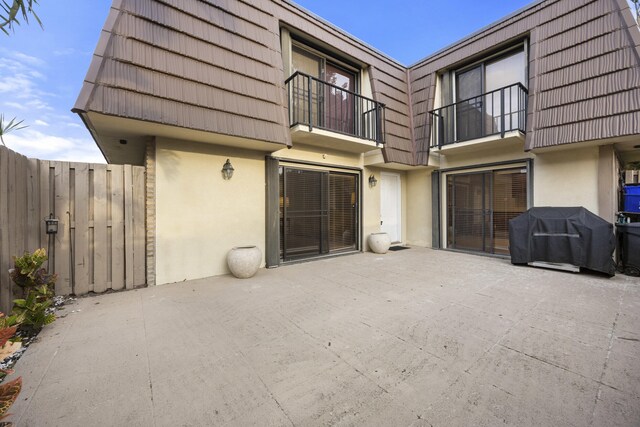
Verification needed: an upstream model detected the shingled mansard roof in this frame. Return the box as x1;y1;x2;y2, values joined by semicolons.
74;0;640;166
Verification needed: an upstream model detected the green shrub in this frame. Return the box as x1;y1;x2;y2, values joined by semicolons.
9;249;57;333
9;248;56;294
12;286;55;333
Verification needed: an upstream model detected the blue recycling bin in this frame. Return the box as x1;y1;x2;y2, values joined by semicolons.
623;185;640;213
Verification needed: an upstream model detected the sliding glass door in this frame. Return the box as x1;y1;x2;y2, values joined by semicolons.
291;45;357;135
455;65;484;142
446;168;527;255
279;167;358;261
452;47;527;142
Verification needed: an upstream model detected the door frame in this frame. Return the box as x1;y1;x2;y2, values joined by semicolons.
437;159;533;254
380;172;402;244
266;157;363;266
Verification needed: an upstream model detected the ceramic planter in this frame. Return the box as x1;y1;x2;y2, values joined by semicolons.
368;232;391;254
227;246;262;279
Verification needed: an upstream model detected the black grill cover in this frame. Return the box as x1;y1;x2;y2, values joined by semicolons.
509;207;615;276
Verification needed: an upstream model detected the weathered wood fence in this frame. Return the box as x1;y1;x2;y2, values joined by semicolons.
0;145;146;312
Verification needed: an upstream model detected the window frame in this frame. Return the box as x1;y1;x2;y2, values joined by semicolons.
452;42;528;105
291;41;360;94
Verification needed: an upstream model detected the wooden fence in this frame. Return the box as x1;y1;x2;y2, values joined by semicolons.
0;145;146;313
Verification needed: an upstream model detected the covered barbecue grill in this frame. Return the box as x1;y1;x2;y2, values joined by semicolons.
509;207;616;276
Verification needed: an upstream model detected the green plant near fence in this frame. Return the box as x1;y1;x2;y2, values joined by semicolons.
9;249;56;333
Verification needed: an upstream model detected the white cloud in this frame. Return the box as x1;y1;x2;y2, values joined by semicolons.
25;99;53;110
11;52;45;67
3;128;105;163
0;74;38;95
4;101;26;110
0;49;102;164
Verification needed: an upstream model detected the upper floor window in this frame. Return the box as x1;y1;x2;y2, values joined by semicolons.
454;47;526;104
292;45;358;95
281;28;385;144
430;43;528;147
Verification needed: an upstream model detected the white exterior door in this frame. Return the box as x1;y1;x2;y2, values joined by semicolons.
380;172;401;243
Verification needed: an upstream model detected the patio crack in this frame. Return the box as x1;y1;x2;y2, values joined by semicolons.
498;343;620;392
233;347;296;427
589;283;627;426
140;295;157;427
279;313;390;395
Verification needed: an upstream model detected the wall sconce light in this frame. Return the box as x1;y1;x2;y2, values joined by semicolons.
368;174;378;188
222;159;235;180
45;213;59;235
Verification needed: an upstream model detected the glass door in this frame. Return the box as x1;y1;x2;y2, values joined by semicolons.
447;172;491;252
455;65;483;141
328;173;357;251
280;167;358;261
485;50;527;134
292;46;322;127
280;168;327;260
492;168;527;254
446;168;527;255
324;63;356;135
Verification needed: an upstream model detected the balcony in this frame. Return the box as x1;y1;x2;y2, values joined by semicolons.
285;71;385;153
429;83;528;152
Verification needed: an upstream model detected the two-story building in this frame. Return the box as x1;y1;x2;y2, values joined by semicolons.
74;0;640;286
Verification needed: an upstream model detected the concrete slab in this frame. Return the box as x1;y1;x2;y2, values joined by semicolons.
6;248;640;426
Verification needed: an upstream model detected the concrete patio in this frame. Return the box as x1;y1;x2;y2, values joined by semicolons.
8;248;640;426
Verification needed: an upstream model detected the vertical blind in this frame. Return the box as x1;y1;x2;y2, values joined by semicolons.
280;167;358;261
446;168;527;255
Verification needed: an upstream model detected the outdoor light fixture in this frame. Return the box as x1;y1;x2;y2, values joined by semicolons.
368;174;378;187
45;213;59;235
222;159;235;180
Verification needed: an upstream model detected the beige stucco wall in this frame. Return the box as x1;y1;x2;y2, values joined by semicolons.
272;143;362;168
155;138;266;285
533;145;600;213
363;166;381;251
436;140;529;170
406;169;432;247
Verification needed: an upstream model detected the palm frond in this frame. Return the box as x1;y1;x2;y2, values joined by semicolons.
0;0;42;34
0;115;27;146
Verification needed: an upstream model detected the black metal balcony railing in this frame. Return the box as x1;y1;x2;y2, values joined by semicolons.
285;71;386;145
429;83;528;148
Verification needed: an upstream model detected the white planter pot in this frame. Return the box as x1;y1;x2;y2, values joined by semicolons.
227;246;262;279
368;232;391;254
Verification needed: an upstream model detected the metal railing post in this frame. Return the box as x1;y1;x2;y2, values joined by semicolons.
284;70;385;143
500;87;505;139
307;75;313;131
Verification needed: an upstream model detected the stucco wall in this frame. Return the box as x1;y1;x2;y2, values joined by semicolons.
271;144;362;168
437;140;529;171
363;166;381;251
406;169;432;247
155;138;266;284
533;145;600;213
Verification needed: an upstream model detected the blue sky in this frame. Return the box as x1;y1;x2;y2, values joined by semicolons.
0;0;637;163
